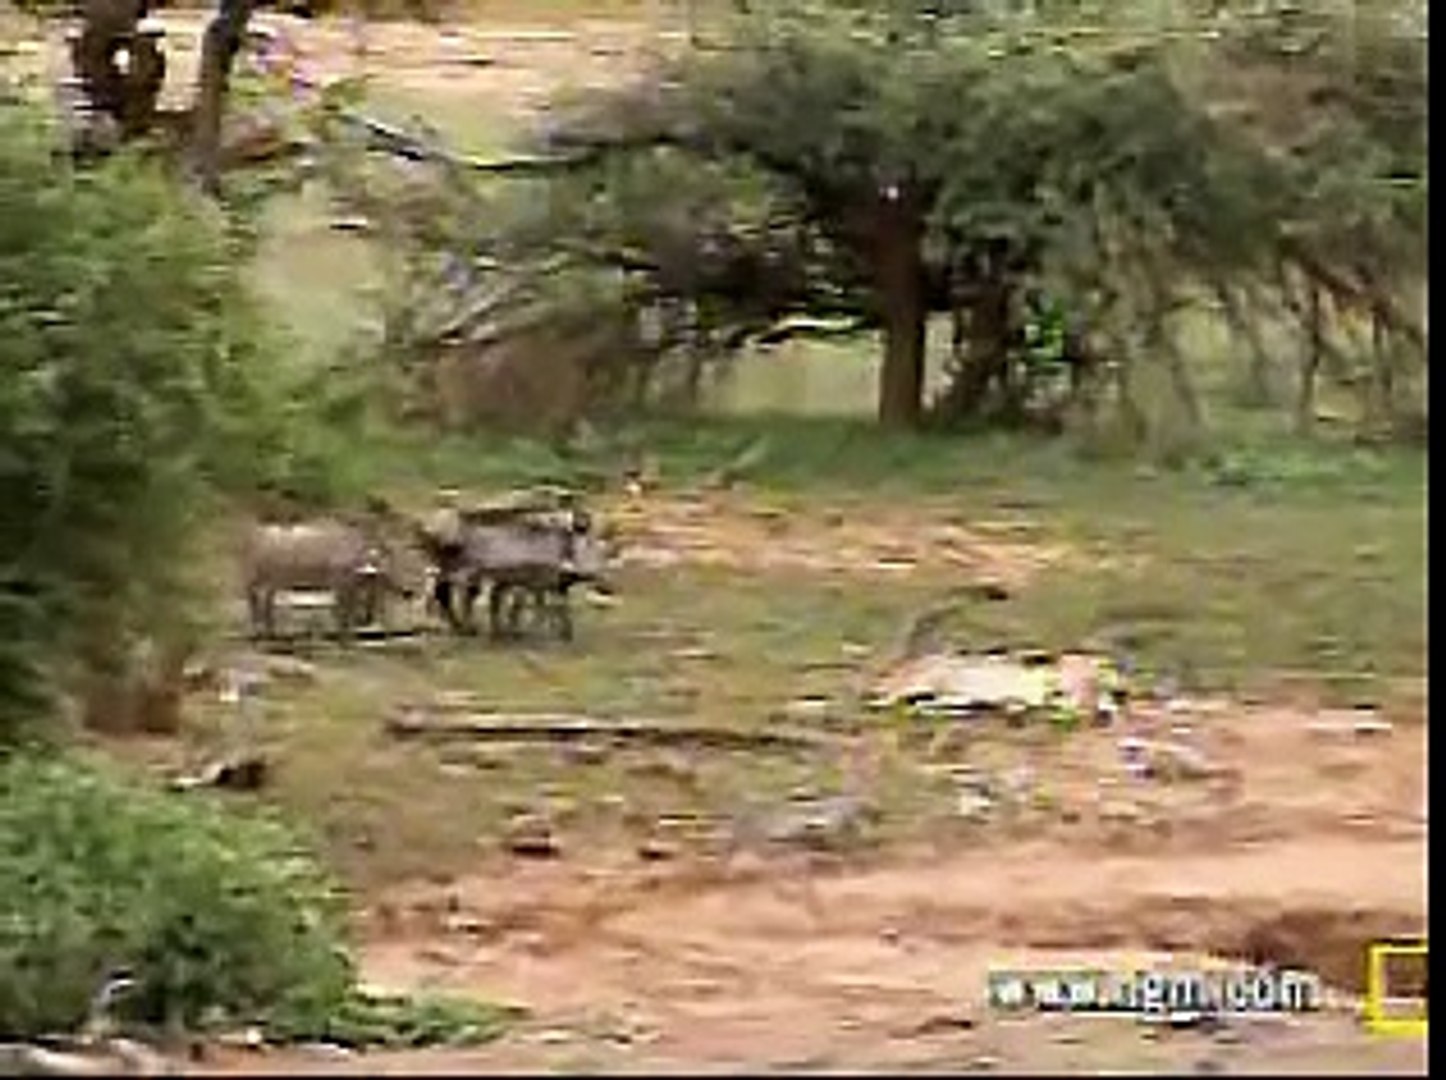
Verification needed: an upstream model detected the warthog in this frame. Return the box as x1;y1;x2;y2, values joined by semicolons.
426;510;614;641
241;518;422;640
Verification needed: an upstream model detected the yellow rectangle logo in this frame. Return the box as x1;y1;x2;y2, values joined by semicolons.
1365;938;1428;1037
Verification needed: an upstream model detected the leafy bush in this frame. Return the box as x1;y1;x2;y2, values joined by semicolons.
0;752;356;1037
0;103;356;736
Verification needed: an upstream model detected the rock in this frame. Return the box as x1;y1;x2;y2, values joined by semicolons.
301;1043;355;1060
908;1011;977;1036
1153;740;1220;781
1002;766;1036;800
629;752;699;784
1099;800;1143;823
558;741;610;766
956;791;994;823
766;796;874;850
258;654;320;684
1119;736;1220;782
171;755;268;793
418;944;465;967
966;1054;1001;1071
443;913;492;937
1306;706;1393;738
503;813;561;859
781;696;832;722
637;837;678;862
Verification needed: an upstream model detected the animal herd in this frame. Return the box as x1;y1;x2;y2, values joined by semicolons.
240;493;616;644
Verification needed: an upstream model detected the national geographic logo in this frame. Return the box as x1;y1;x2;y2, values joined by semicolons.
1364;938;1428;1037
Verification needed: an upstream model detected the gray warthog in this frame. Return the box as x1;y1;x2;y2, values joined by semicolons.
436;513;615;641
241;518;422;640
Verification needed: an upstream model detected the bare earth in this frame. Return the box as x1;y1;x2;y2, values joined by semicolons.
191;702;1427;1075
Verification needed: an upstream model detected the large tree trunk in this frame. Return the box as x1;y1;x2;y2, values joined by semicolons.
936;278;1012;423
74;0;146;115
873;203;928;430
191;0;256;194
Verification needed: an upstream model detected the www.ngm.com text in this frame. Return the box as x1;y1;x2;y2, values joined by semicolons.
988;966;1323;1017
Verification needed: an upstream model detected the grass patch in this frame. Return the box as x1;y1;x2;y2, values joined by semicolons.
203;20;1424;890
268;989;521;1048
181;424;1423;886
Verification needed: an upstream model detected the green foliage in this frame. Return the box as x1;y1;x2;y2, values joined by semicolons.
0;751;355;1037
0;103;354;734
0;750;518;1045
466;0;1425;439
268;989;521;1048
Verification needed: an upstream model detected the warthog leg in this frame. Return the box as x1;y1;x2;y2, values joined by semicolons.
486;581;510;640
486;581;537;641
543;587;574;642
247;585;276;640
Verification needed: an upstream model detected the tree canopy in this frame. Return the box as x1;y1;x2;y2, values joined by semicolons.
357;0;1425;439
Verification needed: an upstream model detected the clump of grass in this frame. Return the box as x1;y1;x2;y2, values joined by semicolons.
268;989;523;1048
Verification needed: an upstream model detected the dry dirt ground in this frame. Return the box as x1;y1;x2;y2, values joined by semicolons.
195;793;1429;1073
12;14;1426;1074
189;497;1426;1075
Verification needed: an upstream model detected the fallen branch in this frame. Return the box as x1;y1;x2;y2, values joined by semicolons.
216;626;436;646
334;108;590;175
384;708;831;753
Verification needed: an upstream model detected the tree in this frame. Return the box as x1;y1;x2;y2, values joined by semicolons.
311;1;1423;441
523;0;1426;434
22;0;306;191
0;105;322;738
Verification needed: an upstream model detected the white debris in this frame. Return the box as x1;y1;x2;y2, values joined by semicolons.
869;650;1127;724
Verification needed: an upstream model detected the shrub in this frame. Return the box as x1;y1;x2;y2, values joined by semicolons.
0;752;355;1037
0;102;357;737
